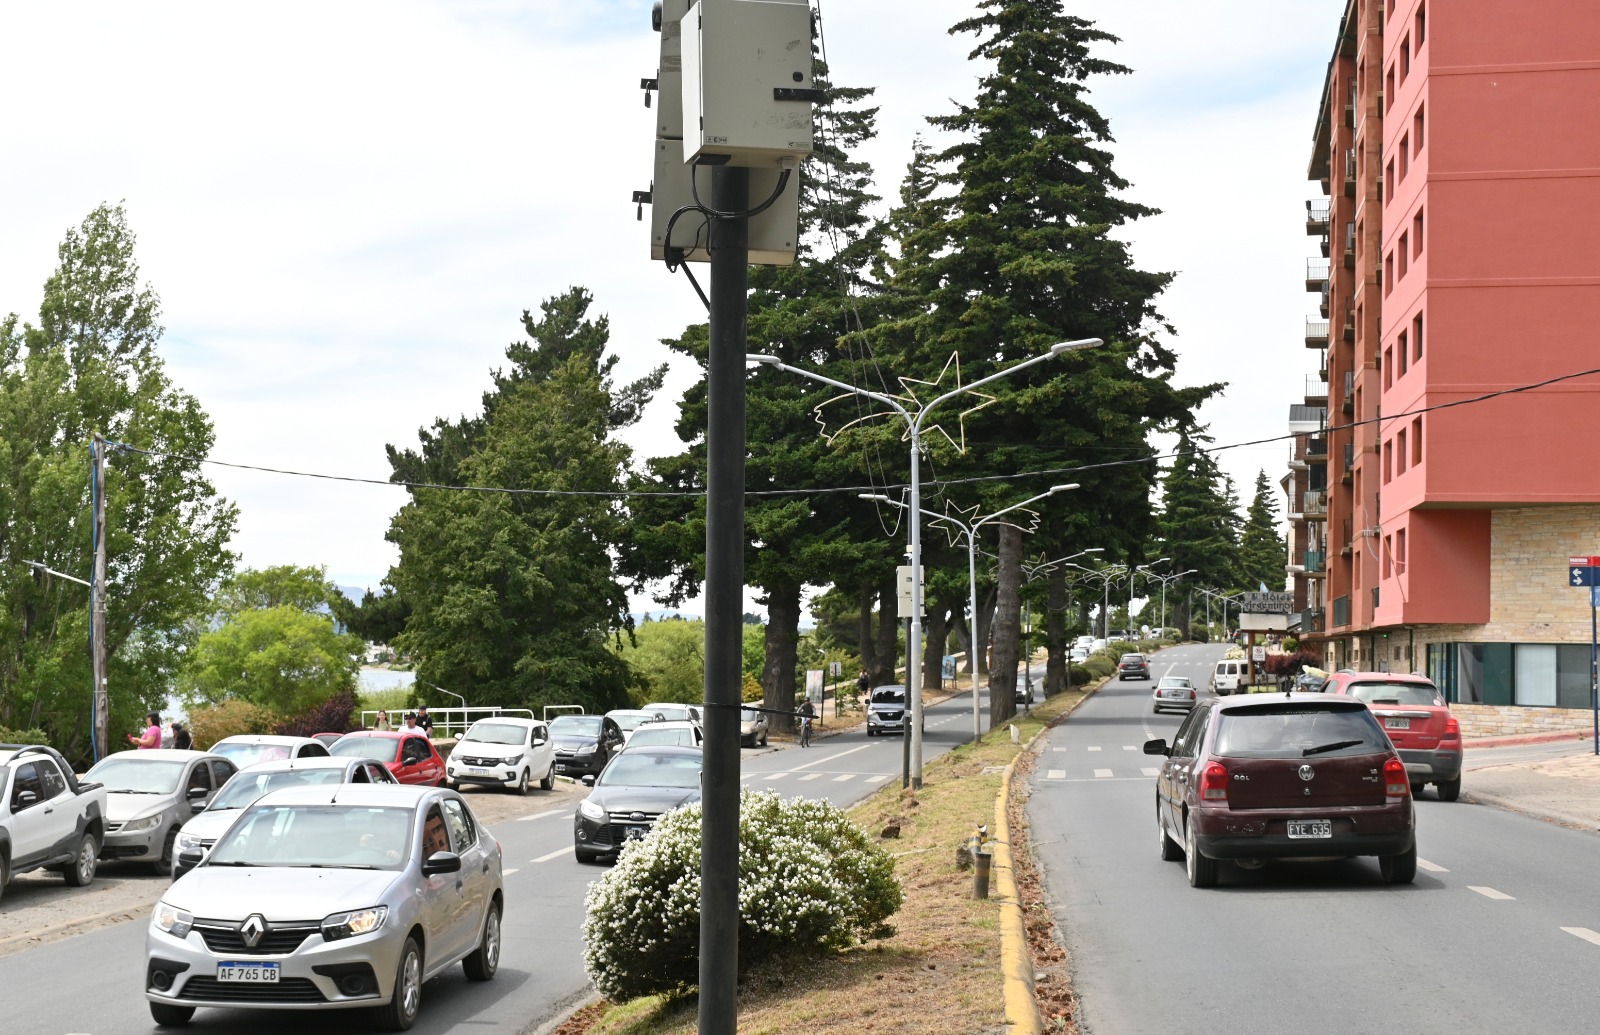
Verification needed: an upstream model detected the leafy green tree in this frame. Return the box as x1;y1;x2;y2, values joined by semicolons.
215;564;342;616
330;585;410;645
1158;430;1240;632
183;605;363;715
1237;470;1287;593
0;204;237;761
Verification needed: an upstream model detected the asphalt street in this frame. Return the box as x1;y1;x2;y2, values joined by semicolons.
1028;643;1600;1035
0;680;1006;1035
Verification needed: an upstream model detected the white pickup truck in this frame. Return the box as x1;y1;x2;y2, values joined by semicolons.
0;744;108;903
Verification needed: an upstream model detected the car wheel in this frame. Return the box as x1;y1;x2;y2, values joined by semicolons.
149;1002;195;1028
151;830;178;877
0;852;9;906
462;901;501;982
514;768;530;796
1158;800;1182;862
1436;777;1461;802
540;763;555;791
444;777;459;792
1379;842;1417;884
1184;814;1217;888
761;730;768;747
1151;705;1161;714
574;847;601;865
377;936;423;1031
63;832;98;887
866;728;875;737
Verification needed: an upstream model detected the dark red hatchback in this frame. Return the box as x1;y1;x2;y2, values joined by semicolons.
1145;693;1416;887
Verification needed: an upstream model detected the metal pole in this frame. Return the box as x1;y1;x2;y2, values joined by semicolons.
967;530;981;742
1591;596;1597;757
902;616;912;788
698;164;748;1035
91;433;108;763
907;437;924;790
1103;580;1110;639
1160;581;1168;639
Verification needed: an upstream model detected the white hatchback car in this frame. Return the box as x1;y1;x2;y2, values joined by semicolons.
445;717;555;796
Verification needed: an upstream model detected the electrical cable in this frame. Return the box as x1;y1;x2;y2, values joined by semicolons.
690;163;793;220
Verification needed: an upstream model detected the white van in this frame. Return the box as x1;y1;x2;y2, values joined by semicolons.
1210;659;1248;695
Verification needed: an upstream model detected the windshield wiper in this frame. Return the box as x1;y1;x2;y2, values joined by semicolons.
1303;740;1365;756
305;863;381;870
203;860;260;867
112;789;164;794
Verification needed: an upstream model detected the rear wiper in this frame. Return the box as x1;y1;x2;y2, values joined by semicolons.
1303;740;1365;756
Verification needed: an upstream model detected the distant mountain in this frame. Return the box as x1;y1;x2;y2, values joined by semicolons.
337;585;368;604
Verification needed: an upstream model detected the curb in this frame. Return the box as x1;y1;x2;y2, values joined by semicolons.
1462;790;1600;833
1465;730;1590;750
0;897;149;958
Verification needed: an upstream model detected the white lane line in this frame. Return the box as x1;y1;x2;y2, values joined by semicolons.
832;774;855;782
1087;746;1102;752
739;772;755;781
764;772;790;781
515;808;566;822
1051;747;1067;753
788;744;873;772
1045;769;1066;780
1062;777;1147;783
864;774;893;784
797;773;823;782
533;846;571;864
1094;769;1113;778
1140;767;1160;777
502;868;521;876
1562;927;1600;946
1417;858;1449;873
1468;886;1515;900
1123;745;1136;751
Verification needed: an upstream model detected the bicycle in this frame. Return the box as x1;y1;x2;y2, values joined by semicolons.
799;714;813;748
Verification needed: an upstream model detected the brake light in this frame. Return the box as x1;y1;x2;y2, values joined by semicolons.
1188;690;1196;700
1384;757;1410;796
1442;717;1460;740
1201;762;1228;801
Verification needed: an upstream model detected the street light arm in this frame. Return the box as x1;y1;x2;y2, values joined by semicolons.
860;494;974;538
912;339;1101;434
971;483;1079;535
23;561;92;588
747;356;912;422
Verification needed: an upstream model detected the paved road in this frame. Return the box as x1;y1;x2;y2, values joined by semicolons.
0;680;1011;1035
1029;643;1600;1035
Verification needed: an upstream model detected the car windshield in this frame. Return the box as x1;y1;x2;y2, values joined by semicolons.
627;727;696;748
598;752;702;789
1346;681;1443;706
207;804;413;870
1158;677;1191;688
209;768;348;811
462;722;526;746
86;756;185;794
871;688;905;705
212;742;294;766
645;704;691;722
551;716;602;736
327;737;396;759
1213;706;1383;759
739;708;762;722
611;712;659;732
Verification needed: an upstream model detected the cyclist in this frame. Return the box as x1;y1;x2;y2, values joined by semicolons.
797;697;816;748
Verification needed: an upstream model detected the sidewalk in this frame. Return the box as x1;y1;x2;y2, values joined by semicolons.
1461;732;1600;832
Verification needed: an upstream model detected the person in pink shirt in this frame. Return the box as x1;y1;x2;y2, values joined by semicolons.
127;711;162;749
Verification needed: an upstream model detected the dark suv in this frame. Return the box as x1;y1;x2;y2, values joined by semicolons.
1118;653;1151;681
1145;693;1416;887
1319;671;1462;801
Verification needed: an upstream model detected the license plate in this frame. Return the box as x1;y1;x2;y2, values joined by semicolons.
1385;717;1410;730
1287;820;1333;839
623;826;647;841
468;766;488;773
217;962;280;983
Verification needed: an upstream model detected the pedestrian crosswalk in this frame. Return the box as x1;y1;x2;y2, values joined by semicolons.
740;770;895;784
1037;748;1165;782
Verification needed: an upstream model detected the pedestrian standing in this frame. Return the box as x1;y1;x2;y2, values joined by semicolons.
415;704;434;734
170;721;193;750
127;711;162;750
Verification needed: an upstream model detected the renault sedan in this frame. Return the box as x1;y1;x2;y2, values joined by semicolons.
146;784;502;1030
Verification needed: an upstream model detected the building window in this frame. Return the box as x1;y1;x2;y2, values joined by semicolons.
1384;347;1394;389
1384;251;1394;295
1413;311;1424;359
1414;105;1425;153
1413;209;1424;256
1399;232;1409;278
1385;158;1395;203
1383;440;1393;483
1401;35;1411;79
1416;3;1426;46
1385;66;1395;111
1412;416;1423;465
1397;428;1408;473
1383;535;1393;578
1398;330;1409;374
1399;134;1409;180
1396;529;1407;575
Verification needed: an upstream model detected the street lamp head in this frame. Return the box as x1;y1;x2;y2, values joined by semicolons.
1047;483;1080;494
1050;338;1103;355
1083;547;1105;554
858;493;893;503
745;354;781;365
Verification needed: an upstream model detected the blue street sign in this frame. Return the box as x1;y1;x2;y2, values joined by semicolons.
1570;566;1600;588
1592;585;1600;608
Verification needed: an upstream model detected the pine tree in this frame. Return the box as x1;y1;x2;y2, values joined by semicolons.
1159;431;1240;633
1237;470;1287;593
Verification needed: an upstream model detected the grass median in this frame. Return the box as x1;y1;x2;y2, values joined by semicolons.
564;686;1090;1035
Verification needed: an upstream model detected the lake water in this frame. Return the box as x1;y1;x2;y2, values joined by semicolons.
360;667;416;692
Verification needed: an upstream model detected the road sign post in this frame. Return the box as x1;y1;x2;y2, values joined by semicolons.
1571;558;1600;756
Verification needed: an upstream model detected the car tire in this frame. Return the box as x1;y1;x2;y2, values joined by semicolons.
462;901;501;982
63;832;98;887
1184;814;1217;888
761;730;768;747
1436;777;1461;802
574;847;602;865
540;763;555;791
514;768;530;796
1380;842;1417;884
377;936;423;1031
866;728;875;737
1158;801;1182;862
1151;705;1162;714
152;830;178;878
444;777;459;792
0;852;9;906
149;1002;195;1027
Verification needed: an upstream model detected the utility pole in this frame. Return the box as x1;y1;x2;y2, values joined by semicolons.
91;433;109;762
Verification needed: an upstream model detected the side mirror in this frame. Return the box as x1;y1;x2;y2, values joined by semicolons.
421;851;461;877
533;735;547;746
14;790;38;809
581;774;596;787
188;786;209;799
190;799;208;814
1143;738;1170;757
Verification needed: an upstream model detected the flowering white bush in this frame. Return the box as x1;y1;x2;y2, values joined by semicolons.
581;789;902;1002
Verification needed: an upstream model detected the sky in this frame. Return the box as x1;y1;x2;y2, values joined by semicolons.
0;1;1337;617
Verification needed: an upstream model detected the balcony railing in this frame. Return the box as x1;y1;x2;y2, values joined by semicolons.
1304;375;1328;403
1306;259;1330;292
1343;441;1355;468
1300;608;1326;633
1305;318;1329;347
1343;300;1355;340
1303;490;1327;517
1344;148;1357;196
1320;282;1331;318
1307;438;1328;461
1333;595;1351;628
1344;221;1356;269
1303;550;1326;573
1306;199;1330;235
1342;370;1355;414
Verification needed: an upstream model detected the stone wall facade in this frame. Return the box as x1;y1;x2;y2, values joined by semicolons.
1452;703;1592;739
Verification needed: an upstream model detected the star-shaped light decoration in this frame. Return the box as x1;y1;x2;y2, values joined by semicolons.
809;351;997;453
933;499;1042;549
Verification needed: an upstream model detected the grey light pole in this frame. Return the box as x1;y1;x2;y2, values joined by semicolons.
1063;562;1127;640
861;486;1080;741
24;558;102;760
1150;568;1198;638
1018;547;1104;697
750;337;1100;788
1129;558;1170;639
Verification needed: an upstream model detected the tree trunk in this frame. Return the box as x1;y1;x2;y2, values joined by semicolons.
923;601;949;693
975;586;997;677
761;583;802;734
988;525;1022;727
1045;566;1068;696
856;583;877;683
950;603;972;674
874;577;899;686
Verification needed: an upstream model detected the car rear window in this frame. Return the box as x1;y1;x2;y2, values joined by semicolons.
1344;681;1443;706
1213;704;1385;759
1122;655;1144;664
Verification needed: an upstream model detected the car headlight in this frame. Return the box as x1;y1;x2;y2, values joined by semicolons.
578;799;606;821
321;906;388;942
175;832;206;853
575;743;597;756
123;815;163;832
152;901;194;939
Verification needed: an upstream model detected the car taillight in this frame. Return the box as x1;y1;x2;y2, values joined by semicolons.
1384;757;1410;796
1188;690;1196;700
1201;762;1228;801
1442;717;1460;740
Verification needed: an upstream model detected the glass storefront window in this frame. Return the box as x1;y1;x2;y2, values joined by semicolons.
1557;645;1593;710
1514;645;1557;706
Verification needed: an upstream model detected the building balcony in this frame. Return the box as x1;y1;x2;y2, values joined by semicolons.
1342;370;1354;414
1299;608;1325;634
1343;148;1356;197
1304;376;1328;405
1306;199;1330;236
1303;490;1327;518
1332;595;1350;629
1306;259;1330;293
1342;303;1355;342
1320;283;1331;319
1307;437;1328;463
1341;518;1354;556
1343;222;1356;269
1303;550;1326;575
1305;318;1329;348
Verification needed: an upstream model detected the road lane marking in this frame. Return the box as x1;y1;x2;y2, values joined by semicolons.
502;868;520;876
798;773;822;781
1417;858;1449;873
1141;767;1160;777
1094;769;1113;778
1087;746;1102;752
1123;745;1136;751
1045;769;1066;780
533;846;572;863
1062;777;1147;783
764;772;790;781
1562;927;1600;946
788;744;873;772
739;772;755;780
832;774;855;782
1468;886;1515;900
1051;747;1066;753
515;808;566;822
864;774;892;784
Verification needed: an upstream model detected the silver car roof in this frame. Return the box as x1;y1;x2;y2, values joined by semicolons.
250;783;443;808
236;755;372;774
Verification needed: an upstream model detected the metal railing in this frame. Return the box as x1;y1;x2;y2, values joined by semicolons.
1305;318;1329;345
1304;375;1328;401
1306;199;1330;224
1345;148;1357;179
1306;259;1330;287
1333;595;1351;628
1301;609;1326;633
1308;437;1328;459
1303;490;1327;516
359;706;536;740
1303;550;1326;572
1343;441;1356;468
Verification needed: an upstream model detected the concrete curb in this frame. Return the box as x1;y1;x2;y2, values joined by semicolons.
1465;729;1590;750
0;898;149;958
1461;790;1600;833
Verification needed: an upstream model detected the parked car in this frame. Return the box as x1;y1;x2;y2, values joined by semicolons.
549;714;624;781
0;744;107;902
445;717;556;795
1069;648;1090;664
1145;693;1416;888
1210;659;1248;695
641;702;702;725
1117;653;1151;681
310;733;346;749
866;685;907;737
622;721;705;751
738;707;769;748
1318;671;1463;801
84;750;237;875
606;709;666;745
1151;676;1198;714
147;783;503;1029
1091;638;1108;652
326;731;446;786
208;735;330;768
573;746;702;864
172;756;397;880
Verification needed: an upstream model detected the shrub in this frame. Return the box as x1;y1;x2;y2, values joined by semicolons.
186;700;277;750
1066;663;1092;687
1084;657;1116;680
0;726;49;746
582;790;902;1002
275;689;361;738
1188;624;1211;643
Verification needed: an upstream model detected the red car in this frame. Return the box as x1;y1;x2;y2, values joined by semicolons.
326;730;446;786
1318;670;1462;801
1145;692;1416;887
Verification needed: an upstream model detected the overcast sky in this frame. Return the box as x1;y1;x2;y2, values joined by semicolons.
0;1;1335;615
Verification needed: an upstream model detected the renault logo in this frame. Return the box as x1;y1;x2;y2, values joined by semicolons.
239;914;267;948
1298;765;1316;782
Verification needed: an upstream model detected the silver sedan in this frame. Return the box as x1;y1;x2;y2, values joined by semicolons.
145;783;503;1030
1151;676;1199;714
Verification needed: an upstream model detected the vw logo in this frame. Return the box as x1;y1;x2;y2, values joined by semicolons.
239;914;267;949
629;812;647;824
1298;765;1316;782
